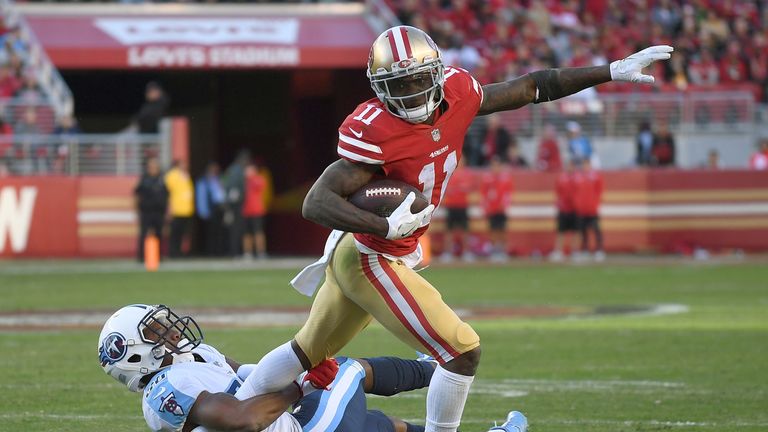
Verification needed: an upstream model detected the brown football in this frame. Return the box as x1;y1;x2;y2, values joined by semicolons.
348;179;430;217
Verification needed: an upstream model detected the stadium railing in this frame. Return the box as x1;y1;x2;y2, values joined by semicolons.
0;0;74;119
495;91;757;138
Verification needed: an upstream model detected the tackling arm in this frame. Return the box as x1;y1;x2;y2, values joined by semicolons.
302;159;389;237
184;385;301;432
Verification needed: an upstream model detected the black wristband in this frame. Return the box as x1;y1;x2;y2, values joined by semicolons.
529;69;564;104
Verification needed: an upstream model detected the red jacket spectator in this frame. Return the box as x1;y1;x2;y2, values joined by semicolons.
720;41;748;83
0;66;21;98
442;164;473;209
480;168;513;216
689;52;720;85
0;120;12;158
242;168;267;217
749;141;768;170
555;170;576;213
573;169;603;217
536;126;562;172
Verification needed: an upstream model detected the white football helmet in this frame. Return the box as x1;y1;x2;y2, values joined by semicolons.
367;25;445;123
97;304;202;392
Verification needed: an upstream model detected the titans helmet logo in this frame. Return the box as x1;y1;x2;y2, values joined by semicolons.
99;332;127;366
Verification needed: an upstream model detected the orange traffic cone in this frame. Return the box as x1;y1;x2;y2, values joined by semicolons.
144;234;160;272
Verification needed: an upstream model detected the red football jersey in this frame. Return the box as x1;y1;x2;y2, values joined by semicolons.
337;67;483;256
573;170;603;216
480;170;513;215
555;171;576;213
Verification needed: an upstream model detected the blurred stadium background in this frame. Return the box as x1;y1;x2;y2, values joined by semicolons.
0;0;767;431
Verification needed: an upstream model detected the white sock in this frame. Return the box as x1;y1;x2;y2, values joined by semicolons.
233;341;304;400
425;365;475;432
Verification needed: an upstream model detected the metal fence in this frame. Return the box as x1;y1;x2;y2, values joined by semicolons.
493;91;757;138
0;132;166;176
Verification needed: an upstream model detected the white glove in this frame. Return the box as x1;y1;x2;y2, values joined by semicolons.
385;192;435;240
610;45;673;84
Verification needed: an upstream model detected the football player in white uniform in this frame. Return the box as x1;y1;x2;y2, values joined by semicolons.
98;304;528;432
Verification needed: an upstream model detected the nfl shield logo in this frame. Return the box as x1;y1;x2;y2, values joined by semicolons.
431;129;441;142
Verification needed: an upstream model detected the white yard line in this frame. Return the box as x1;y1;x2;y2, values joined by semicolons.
0;304;688;330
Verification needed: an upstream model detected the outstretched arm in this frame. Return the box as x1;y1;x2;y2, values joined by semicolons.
477;46;673;116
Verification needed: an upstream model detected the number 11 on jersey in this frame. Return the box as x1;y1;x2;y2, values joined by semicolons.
418;150;457;205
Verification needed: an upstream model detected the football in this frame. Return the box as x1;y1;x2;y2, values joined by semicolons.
348;179;430;217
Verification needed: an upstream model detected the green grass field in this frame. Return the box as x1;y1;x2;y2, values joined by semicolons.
1;260;767;431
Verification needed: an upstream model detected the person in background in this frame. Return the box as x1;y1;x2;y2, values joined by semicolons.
749;139;768;170
14;107;45;174
196;161;227;256
535;123;561;172
134;157;167;263
242;160;268;260
164;159;194;258
52;114;81;174
505;138;529;168
549;160;578;262
0;114;13;169
635;120;654;166
133;81;170;134
705;149;721;170
440;158;475;262
482;113;512;165
652;122;676;167
223;150;250;257
573;158;605;261
565;121;593;166
480;156;514;262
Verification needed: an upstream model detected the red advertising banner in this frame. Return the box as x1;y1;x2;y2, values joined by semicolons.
0;177;78;257
24;15;374;70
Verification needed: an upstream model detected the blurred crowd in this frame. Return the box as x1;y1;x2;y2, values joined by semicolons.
0;16;58;175
389;0;768;100
134;151;272;262
465;112;768;170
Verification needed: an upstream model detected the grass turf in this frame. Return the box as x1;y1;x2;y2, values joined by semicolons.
0;262;766;431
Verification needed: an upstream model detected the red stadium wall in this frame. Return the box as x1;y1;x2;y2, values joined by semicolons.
1;170;768;258
0;176;136;258
429;169;768;255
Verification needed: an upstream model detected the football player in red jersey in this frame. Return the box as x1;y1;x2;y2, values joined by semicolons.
237;25;672;432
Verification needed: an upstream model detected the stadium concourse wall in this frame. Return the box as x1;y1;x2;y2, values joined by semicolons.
431;169;768;255
5;169;767;258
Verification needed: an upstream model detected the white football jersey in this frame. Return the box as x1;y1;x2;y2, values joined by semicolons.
142;344;301;432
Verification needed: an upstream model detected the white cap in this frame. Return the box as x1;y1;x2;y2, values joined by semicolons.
566;121;581;132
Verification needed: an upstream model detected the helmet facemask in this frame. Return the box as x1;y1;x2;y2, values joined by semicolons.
98;304;203;392
140;305;203;359
368;49;445;123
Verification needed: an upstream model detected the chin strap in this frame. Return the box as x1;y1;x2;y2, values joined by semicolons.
397;99;438;123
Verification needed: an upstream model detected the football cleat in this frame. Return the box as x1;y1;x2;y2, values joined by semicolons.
489;411;528;432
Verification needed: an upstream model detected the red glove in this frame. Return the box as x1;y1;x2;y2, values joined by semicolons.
305;358;339;390
294;358;339;398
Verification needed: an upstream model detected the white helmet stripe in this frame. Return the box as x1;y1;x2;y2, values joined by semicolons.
389;27;410;62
